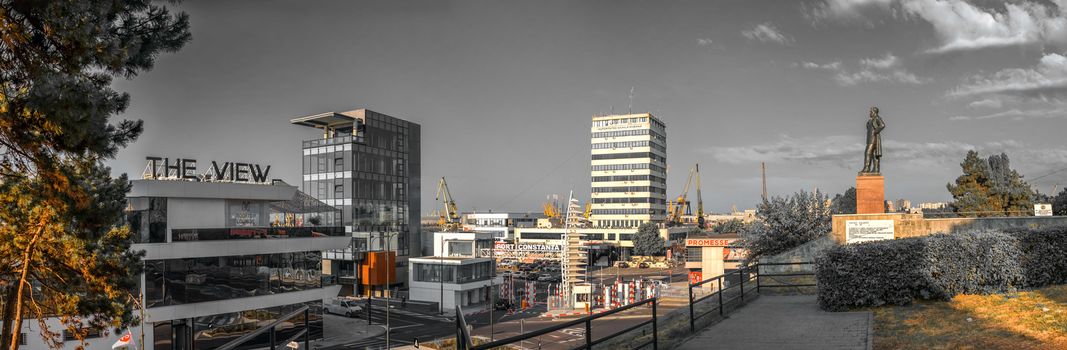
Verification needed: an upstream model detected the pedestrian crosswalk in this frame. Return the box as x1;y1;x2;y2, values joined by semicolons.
368;307;452;322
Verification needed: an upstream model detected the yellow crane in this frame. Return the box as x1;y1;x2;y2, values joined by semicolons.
665;164;699;227
435;177;462;232
695;164;705;229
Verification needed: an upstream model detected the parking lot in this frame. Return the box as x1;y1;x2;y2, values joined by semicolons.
494;258;688;308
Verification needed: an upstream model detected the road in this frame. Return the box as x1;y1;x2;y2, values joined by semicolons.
318;299;454;350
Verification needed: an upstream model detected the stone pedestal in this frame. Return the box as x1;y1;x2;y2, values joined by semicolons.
856;175;885;214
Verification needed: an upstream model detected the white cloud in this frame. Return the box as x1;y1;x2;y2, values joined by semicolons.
800;61;843;70
697;38;714;46
808;0;1067;53
741;22;792;44
967;98;1003;109
949;52;1067;99
951;107;1067;121
703;134;1067;173
834;68;927;86
859;53;898;69
798;53;929;86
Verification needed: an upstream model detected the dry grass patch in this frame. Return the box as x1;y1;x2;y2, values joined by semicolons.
873;284;1067;350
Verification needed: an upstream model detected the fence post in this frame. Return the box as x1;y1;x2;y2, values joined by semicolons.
652;298;659;350
688;282;695;333
268;326;276;350
585;318;592;350
739;268;745;303
717;276;723;316
755;264;761;294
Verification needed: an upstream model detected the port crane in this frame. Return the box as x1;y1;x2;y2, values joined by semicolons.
667;164;704;227
435;177;463;232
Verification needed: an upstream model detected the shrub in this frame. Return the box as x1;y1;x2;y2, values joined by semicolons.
1013;225;1067;287
742;189;830;262
816;230;1032;311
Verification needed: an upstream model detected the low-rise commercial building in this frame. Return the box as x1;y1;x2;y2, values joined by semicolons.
463;212;541;241
408;232;496;312
22;176;350;350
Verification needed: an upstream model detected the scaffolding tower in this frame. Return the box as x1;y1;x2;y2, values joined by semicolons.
560;192;587;309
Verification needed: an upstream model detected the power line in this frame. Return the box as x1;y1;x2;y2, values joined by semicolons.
493;147;586;211
1030;166;1067;183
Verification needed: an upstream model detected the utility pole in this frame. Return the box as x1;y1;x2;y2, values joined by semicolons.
386;232;393;349
439;254;445;315
489;240;496;341
761;162;768;201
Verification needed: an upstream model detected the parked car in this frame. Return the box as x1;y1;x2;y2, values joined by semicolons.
494;299;513;310
616;262;630;268
638;262;650;269
650;261;669;269
325;298;363;317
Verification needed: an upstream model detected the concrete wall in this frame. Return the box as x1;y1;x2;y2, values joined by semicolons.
759;236;836;274
167;198;227;230
832;213;1067;244
408;279;492;312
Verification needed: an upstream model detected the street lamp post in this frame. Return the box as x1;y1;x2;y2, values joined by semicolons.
439;254;445;315
385;232;392;350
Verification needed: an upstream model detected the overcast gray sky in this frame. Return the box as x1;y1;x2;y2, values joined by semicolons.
109;0;1067;214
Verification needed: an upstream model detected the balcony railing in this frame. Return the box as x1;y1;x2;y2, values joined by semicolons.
171;226;347;242
301;135;362;148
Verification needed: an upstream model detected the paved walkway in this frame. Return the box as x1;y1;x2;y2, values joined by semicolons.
677;295;872;350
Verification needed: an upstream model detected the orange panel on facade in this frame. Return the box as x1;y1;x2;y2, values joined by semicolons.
359;251;397;286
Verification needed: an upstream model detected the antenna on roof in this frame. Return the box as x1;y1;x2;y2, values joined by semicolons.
628;86;635;114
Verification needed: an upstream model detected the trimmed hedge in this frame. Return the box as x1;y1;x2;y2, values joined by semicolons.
816;226;1067;311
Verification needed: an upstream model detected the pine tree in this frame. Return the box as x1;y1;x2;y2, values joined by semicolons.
830;187;857;214
947;151;1001;217
741;189;830;261
947;151;1035;217
632;222;665;256
0;1;190;349
1052;189;1067;216
987;153;1034;216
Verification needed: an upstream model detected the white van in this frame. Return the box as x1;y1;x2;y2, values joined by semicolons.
325;298;363;317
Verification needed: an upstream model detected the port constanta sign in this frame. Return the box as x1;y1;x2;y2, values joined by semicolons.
494;243;564;252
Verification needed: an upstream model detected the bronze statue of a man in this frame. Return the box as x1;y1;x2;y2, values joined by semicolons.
861;107;885;174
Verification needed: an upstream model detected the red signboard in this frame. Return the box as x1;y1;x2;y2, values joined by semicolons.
685;238;737;247
688;271;703;284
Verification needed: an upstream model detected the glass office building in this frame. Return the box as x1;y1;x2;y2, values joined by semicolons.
291;109;421;295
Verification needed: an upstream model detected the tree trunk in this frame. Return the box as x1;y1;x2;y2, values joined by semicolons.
1;285;16;350
8;222;45;350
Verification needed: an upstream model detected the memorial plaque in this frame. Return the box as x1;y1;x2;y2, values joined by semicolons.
1035;204;1053;217
846;220;894;243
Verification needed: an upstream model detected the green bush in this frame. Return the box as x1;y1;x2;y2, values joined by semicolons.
1013;225;1067;287
815;229;1044;311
